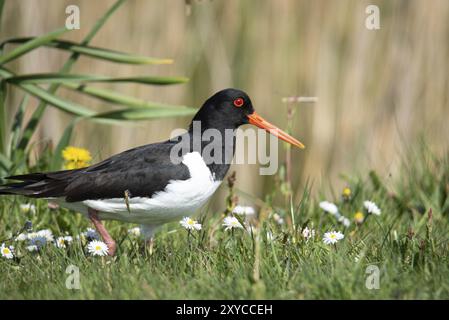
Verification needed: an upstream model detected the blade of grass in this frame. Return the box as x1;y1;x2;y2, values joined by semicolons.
8;94;29;157
16;0;127;151
1;38;173;65
0;28;68;65
0;80;6;154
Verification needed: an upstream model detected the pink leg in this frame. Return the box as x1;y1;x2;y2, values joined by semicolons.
88;208;116;256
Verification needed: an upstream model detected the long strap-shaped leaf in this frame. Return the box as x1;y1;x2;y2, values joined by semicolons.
0;28;69;65
6;73;188;85
93;107;197;121
0;67;95;117
0;38;173;65
16;0;127;151
62;83;194;110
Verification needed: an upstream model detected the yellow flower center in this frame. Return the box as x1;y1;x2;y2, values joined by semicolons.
343;187;351;197
95;245;102;251
330;234;336;239
2;248;10;254
187;219;194;225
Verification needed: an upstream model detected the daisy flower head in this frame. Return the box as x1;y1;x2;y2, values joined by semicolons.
1;243;14;259
20;204;36;215
36;229;54;242
87;240;109;256
338;216;351;227
222;216;244;231
62;146;92;170
127;227;141;237
354;212;364;224
27;233;48;250
302;227;316;240
83;228;100;241
55;236;73;249
179;217;202;231
15;233;28;241
232;206;256;216
272;213;285;225
364;201;381;215
322;231;344;245
319;201;339;216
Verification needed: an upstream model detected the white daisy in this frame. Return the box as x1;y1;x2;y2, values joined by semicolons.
1;243;14;259
127;227;141;237
15;233;28;241
232;206;256;216
222;216;244;231
322;231;345;245
338;216;351;227
20;204;36;215
55;236;73;249
272;213;285;225
179;217;202;231
26;245;38;252
36;229;54;242
319;201;339;215
83;228;100;240
364;201;381;215
87;240;109;256
302;227;316;240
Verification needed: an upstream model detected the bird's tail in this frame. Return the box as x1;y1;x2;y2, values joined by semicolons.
0;171;75;198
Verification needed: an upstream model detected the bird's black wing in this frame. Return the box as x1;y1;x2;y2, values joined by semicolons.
0;141;191;202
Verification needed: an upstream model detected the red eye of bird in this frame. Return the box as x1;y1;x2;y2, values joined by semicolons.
233;98;244;107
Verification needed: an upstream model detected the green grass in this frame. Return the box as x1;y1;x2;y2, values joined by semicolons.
1;146;449;299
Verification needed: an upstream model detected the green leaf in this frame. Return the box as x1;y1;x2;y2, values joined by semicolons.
93;107;197;121
6;73;188;85
0;28;68;65
1;38;173;65
16;0;127;152
50;118;79;170
0;80;5;154
63;82;193;109
9;94;29;156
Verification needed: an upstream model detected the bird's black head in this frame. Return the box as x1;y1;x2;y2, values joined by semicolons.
191;88;254;131
190;88;305;149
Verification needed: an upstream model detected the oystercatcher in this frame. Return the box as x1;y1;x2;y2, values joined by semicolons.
0;88;304;255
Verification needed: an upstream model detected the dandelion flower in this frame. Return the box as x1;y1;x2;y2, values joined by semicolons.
302;227;316;240
1;244;14;259
87;240;109;256
62;146;92;170
354;212;364;224
364;201;381;215
319;201;339;215
232;206;255;216
20;204;36;215
127;227;141;237
179;217;202;231
322;231;344;245
222;216;243;231
342;187;352;199
55;236;73;249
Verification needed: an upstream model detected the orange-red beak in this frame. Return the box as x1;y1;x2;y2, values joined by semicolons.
247;112;305;149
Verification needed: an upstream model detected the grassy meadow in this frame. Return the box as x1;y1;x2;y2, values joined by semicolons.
1;144;449;299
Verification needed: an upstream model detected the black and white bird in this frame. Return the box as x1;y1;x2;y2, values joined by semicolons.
0;88;304;255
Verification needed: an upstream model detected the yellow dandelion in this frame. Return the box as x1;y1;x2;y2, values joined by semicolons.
342;187;352;199
354;211;364;224
62;146;92;169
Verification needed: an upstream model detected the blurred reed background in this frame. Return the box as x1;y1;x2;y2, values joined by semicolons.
1;0;449;207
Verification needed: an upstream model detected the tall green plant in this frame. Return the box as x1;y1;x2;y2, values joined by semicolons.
0;0;195;174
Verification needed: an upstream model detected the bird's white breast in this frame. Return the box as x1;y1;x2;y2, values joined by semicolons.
57;152;222;225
